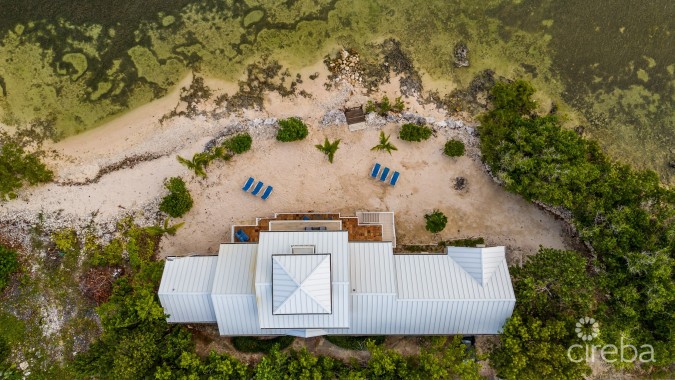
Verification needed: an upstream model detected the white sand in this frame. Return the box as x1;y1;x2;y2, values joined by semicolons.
0;60;570;261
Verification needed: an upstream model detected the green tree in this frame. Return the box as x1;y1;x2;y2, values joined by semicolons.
424;210;447;233
315;138;341;163
360;342;410;379
159;177;193;218
490;315;590;380
371;131;398;154
511;248;595;320
479;79;675;369
253;346;342;380
490;80;536;115
74;223;193;380
0;245;18;290
224;133;253;154
276;117;309;142
410;336;483;380
443;139;465;157
399;123;432;142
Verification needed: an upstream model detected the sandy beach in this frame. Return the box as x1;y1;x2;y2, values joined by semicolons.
0;60;571;262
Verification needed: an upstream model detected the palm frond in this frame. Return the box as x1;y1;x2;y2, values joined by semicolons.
371;131;397;155
315;137;341;163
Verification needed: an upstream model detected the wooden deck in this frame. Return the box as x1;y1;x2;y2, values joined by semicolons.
344;107;366;125
232;213;382;243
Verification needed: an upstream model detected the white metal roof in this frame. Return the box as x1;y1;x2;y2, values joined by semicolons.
394;249;514;300
255;231;349;283
211;244;257;295
446;246;505;286
255;231;349;329
272;254;332;314
158;256;218;323
349;242;396;294
333;245;515;334
161;229;515;336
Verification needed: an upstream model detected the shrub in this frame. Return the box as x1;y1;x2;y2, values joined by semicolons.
159;177;193;218
231;336;294;353
52;229;79;255
424;210;447;233
439;237;484;247
0;142;53;200
0;336;9;363
444;139;465;157
325;336;385;350
276;117;309;142
365;96;404;116
399;123;432;142
224;133;253;154
0;245;19;290
90;238;124;267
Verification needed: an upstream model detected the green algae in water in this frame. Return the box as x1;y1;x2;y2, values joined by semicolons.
243;10;264;27
61;53;88;80
0;0;672;182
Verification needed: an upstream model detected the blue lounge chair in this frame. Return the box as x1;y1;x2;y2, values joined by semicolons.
251;181;264;196
235;229;249;242
390;171;400;186
242;177;254;192
379;167;390;182
261;186;273;200
371;163;381;178
302;216;310;220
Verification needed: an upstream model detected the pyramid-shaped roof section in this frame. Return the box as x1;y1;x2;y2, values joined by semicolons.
272;254;332;314
446;246;506;286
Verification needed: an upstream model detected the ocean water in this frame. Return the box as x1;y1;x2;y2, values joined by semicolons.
0;0;672;181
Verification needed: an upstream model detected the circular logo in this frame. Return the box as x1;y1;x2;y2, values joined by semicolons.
575;317;599;341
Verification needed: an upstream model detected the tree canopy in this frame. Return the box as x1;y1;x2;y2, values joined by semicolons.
480;80;675;372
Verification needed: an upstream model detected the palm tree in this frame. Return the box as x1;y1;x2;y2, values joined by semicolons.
371;131;398;154
177;153;208;177
315;137;341;163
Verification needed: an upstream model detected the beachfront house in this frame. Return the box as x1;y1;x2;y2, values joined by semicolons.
158;212;516;337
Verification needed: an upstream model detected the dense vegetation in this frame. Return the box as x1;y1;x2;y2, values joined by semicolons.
490;248;594;379
315;137;341;163
159;177;193;218
399;123;432;142
480;80;675;376
443;139;465;157
0;128;53;200
177;132;253;177
231;336;294;353
371;131;398;154
365;95;405;116
276;117;309;142
0;245;18;290
223;133;253;154
325;335;385;350
424;210;448;233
